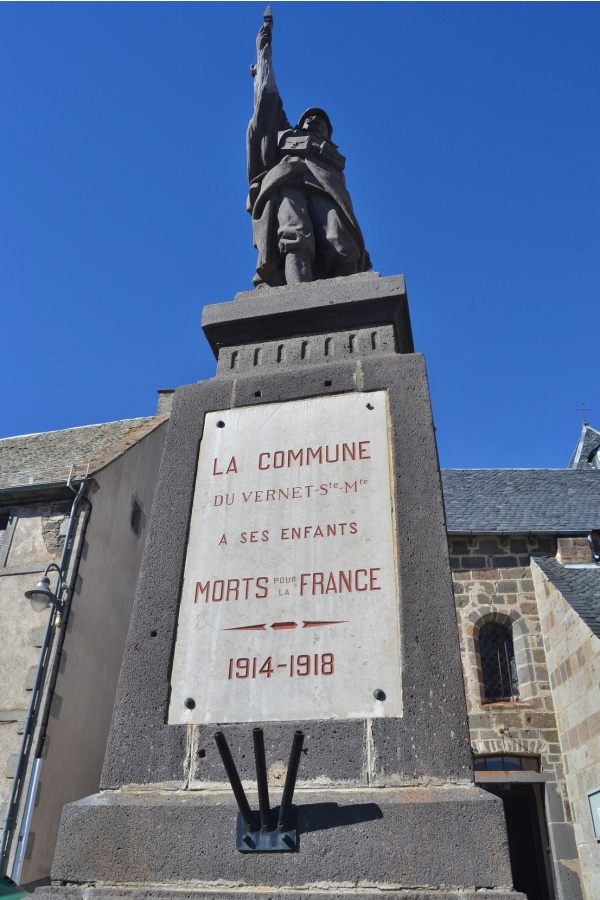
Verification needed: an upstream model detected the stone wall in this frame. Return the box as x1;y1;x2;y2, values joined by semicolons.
0;421;168;886
0;502;70;819
20;422;168;887
451;534;582;898
532;559;600;900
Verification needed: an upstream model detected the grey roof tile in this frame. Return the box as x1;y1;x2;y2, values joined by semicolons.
532;556;600;640
0;418;164;489
441;469;600;534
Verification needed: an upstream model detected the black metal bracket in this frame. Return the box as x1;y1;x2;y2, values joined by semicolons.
236;807;298;852
214;727;305;853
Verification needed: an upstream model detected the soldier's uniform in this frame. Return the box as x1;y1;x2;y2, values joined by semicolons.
247;45;370;287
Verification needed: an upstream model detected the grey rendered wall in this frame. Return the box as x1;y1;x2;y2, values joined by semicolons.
21;422;168;886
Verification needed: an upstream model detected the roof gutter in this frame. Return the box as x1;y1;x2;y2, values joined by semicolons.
0;480;98;505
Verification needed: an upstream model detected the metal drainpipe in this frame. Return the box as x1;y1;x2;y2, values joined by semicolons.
0;480;90;879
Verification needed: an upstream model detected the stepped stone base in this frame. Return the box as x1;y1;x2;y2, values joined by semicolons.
35;892;524;899
32;786;523;898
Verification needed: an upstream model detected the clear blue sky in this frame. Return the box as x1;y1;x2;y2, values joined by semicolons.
2;2;598;468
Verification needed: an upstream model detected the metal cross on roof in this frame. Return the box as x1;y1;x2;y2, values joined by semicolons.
576;403;591;424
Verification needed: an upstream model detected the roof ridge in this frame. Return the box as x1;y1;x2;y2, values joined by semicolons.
0;416;157;444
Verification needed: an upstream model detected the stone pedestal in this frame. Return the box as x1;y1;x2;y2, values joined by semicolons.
36;275;524;899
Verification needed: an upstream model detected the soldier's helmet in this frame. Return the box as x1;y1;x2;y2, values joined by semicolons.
298;108;333;138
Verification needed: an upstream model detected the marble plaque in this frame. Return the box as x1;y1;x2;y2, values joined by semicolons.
168;391;402;724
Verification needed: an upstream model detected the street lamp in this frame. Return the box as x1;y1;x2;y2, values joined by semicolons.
25;563;63;614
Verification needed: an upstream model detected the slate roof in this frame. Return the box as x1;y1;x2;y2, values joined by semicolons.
532;556;600;640
0;418;165;489
569;424;600;470
441;469;600;535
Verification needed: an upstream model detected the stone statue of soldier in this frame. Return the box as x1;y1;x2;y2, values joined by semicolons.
247;8;371;287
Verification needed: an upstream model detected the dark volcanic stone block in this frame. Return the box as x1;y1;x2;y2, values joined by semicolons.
202;274;414;356
193;719;365;784
51;788;515;891
34;890;524;899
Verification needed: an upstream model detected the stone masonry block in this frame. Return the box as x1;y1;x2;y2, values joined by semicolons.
33;889;525;900
52;787;515;891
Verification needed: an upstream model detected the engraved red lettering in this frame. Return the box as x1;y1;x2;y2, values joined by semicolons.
338;571;352;593
195;582;210;603
355;569;369;591
325;444;339;463
226;580;240;602
325;573;337;593
342;443;356;461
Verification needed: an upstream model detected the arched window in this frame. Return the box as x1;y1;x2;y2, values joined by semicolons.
479;621;519;702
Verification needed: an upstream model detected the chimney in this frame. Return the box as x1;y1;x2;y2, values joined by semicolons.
156;389;175;418
556;537;594;565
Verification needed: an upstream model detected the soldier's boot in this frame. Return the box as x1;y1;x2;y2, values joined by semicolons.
284;251;312;284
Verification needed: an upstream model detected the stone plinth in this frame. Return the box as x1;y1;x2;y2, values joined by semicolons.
38;276;523;899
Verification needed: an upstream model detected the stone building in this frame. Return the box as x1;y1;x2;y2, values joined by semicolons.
443;423;600;900
0;401;170;888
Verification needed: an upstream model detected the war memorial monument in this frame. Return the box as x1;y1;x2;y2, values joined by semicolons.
35;11;525;899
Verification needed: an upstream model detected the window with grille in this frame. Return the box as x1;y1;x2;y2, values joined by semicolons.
474;755;539;771
479;621;519;702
